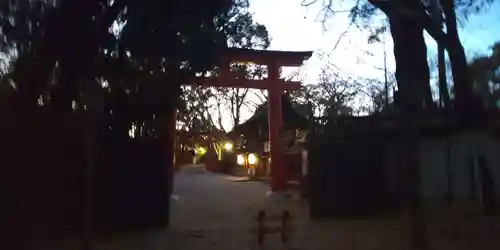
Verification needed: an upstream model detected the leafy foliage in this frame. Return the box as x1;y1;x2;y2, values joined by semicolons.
468;41;500;108
291;68;359;117
303;0;497;113
177;86;218;132
455;0;497;23
366;77;397;113
177;0;271;132
0;0;268;240
0;0;237;112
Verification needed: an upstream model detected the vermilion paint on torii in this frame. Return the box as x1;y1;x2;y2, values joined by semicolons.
185;48;313;192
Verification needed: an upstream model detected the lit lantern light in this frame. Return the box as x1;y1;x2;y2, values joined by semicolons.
248;153;258;165
196;147;207;155
224;142;233;151
237;154;245;165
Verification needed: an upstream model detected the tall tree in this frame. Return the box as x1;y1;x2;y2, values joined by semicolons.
0;0;269;246
367;77;397;114
215;0;270;129
222;64;268;128
177;86;218;132
347;0;496;111
0;0;235;111
468;41;500;108
178;0;270;131
290;68;357;117
303;1;496;248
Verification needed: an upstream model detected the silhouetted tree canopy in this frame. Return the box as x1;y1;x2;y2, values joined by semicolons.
177;0;271;133
0;0;274;137
304;0;497;113
0;1;271;241
469;41;500;108
0;0;236;112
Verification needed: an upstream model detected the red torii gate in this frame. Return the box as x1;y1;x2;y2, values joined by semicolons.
178;48;312;192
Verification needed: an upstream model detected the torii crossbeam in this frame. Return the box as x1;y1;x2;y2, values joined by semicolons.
182;48;313;192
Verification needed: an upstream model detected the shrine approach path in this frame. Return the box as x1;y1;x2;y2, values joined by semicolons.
168;164;270;250
32;164;498;250
95;164;409;250
161;165;410;250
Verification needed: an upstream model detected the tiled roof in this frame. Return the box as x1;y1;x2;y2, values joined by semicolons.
230;95;309;135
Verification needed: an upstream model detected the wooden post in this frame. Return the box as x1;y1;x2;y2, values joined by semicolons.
281;210;291;244
267;63;286;192
257;210;266;246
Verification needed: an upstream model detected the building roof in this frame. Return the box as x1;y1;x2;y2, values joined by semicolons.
230;95;309;136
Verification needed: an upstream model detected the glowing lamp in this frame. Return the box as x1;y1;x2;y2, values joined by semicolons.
224;142;233;151
237;154;245;165
248;153;258;165
196;147;206;154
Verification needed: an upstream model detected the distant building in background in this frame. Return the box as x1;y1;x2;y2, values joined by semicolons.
229;95;310;183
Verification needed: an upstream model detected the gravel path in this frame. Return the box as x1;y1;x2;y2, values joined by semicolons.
90;164;409;250
167;164;271;250
28;164;498;250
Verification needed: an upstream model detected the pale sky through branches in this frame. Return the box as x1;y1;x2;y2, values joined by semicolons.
250;0;500;81
215;0;500;131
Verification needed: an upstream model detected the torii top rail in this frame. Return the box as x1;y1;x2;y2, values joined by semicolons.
185;47;313;192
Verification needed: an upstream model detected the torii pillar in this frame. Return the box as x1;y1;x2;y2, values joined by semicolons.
183;48;313;193
266;62;286;192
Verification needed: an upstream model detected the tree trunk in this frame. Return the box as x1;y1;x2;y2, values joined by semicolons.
387;10;434;110
429;0;451;109
441;0;478;112
438;41;451;109
375;3;429;248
